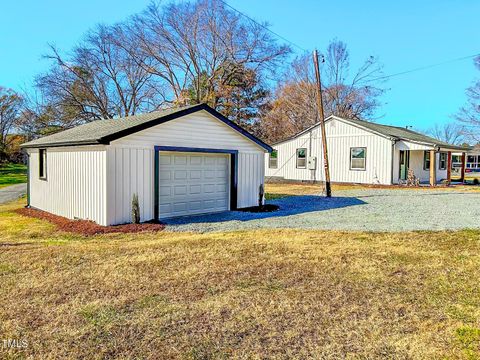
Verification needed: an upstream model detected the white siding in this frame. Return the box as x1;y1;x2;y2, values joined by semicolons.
237;152;265;208
111;110;262;151
28;146;107;225
265;118;394;185
106;147;154;225
106;110;266;224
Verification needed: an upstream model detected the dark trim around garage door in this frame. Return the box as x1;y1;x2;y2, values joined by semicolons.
153;146;239;220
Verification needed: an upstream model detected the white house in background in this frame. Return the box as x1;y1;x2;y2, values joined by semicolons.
21;104;271;226
265;115;468;186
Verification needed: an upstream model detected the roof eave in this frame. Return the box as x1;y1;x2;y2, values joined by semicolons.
21;139;107;149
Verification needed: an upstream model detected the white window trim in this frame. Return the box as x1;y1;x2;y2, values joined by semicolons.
350;147;366;171
269;150;278;169
39;148;47;180
439;152;447;170
296;148;307;169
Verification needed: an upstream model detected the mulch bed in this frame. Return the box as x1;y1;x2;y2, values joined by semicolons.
15;207;165;236
237;204;280;213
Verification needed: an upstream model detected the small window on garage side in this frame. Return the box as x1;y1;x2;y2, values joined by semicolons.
439;152;447;170
296;148;307;169
423;151;431;170
269;150;278;169
350;147;366;170
39;149;47;179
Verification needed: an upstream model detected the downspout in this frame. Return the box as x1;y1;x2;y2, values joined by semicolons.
26;151;30;208
391;139;397;185
309;129;315;183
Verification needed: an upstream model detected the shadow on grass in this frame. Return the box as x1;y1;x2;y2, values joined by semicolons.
164;195;366;225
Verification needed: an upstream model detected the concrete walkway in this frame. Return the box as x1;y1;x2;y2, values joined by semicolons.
0;183;27;204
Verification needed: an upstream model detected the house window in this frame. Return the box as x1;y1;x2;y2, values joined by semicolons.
269;150;278;169
296;148;307;168
350;147;366;170
39;149;47;179
423;151;431;170
439;152;447;170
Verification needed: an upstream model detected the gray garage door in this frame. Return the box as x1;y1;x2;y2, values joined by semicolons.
158;152;230;219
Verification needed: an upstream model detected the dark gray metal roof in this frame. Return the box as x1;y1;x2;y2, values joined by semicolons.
275;115;469;151
21;104;272;152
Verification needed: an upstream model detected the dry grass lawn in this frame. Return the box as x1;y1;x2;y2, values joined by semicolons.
1;198;480;359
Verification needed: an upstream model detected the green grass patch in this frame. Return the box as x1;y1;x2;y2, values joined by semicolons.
265;192;289;200
79;304;121;327
456;326;480;359
0;163;27;188
0;263;17;275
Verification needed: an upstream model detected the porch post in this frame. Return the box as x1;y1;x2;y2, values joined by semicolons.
429;150;436;187
447;151;452;185
461;152;466;182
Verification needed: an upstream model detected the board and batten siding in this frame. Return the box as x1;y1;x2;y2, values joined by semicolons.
106;110;266;225
27;146;108;225
265;118;394;185
105;147;154;225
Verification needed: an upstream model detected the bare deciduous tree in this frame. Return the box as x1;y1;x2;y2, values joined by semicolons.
32;0;289;134
426;122;466;145
259;40;386;143
127;0;290;110
456;56;480;143
36;24;161;128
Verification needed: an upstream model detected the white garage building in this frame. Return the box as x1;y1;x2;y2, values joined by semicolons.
22;104;271;226
265;115;467;186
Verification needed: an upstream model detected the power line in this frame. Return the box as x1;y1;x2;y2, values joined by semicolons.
368;53;480;82
219;0;480;83
217;0;307;53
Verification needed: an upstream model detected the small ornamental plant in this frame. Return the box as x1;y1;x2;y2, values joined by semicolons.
132;193;141;224
258;184;264;209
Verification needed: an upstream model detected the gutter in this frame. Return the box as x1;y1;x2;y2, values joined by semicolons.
26;151;30;208
21;140;107;149
391;139;397;185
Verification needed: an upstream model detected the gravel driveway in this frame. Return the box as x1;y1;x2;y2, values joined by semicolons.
0;183;27;204
165;188;480;232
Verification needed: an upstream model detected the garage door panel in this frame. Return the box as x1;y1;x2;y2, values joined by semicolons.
174;170;187;180
190;184;202;194
174;185;187;195
159;186;171;196
159;171;171;180
173;202;188;212
160;156;171;165
216;184;227;192
189;201;203;210
204;157;216;165
159;152;230;219
190;170;201;179
174;155;187;165
159;203;171;213
190;156;202;165
216;170;227;178
204;184;216;193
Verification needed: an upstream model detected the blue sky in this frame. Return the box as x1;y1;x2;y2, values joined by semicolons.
0;0;478;130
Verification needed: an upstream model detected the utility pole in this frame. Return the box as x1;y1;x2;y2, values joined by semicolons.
313;49;332;197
